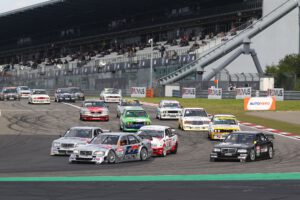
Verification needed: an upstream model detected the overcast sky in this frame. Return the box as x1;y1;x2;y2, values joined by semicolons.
0;0;50;14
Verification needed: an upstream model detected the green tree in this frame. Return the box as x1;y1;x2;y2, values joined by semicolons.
265;54;300;90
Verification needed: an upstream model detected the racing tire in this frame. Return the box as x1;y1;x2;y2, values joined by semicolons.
210;157;215;162
140;148;148;161
267;146;274;159
107;150;117;164
161;147;167;157
248;149;256;162
172;143;178;154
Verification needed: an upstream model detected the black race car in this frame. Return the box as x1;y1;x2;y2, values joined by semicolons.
210;131;274;162
54;88;76;103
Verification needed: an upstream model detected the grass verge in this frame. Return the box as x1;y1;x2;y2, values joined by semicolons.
128;97;300;135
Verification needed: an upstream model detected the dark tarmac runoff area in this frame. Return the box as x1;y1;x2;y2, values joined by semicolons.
0;100;299;200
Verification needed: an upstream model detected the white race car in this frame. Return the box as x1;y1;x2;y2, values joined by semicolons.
17;86;31;99
178;108;211;131
100;88;122;103
156;100;182;120
137;125;178;157
28;89;50;104
50;126;110;156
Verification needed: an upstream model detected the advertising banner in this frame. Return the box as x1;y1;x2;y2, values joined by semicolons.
182;88;196;98
236;87;252;99
131;87;146;98
244;97;276;111
267;88;284;101
208;88;222;99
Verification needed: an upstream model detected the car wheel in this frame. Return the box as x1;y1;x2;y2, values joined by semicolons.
172;143;178;154
268;146;274;159
248;149;256;162
140;148;148;161
161;147;167;157
210;157;215;162
107;150;116;164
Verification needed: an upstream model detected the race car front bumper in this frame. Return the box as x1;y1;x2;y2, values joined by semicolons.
50;147;75;155
210;152;248;161
104;98;121;103
81;115;109;121
209;132;230;140
31;100;50;104
152;147;164;156
182;124;209;131
69;154;105;164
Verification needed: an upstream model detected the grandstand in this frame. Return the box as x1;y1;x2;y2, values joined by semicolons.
0;0;265;90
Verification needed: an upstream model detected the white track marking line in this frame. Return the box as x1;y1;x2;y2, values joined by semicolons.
62;102;81;110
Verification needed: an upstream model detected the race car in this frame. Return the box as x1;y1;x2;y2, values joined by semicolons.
116;99;142;118
210;131;274;162
156;100;182;120
120;107;151;132
69;132;152;164
54;88;76;102
17;86;31;99
0;87;20;101
208;114;240;140
100;88;122;103
68;87;85;101
28;89;50;104
80;100;109;121
50;126;110;156
178;108;210;131
137;125;178;157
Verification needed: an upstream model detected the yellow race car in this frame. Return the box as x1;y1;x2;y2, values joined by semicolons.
208;114;240;140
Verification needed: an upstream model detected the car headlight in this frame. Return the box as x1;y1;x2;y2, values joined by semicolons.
146;121;151;125
73;150;79;154
237;149;248;153
213;148;221;152
127;122;132;125
52;142;60;147
93;151;105;156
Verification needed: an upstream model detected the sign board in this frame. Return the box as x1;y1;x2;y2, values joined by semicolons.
236;87;252;99
131;87;146;98
182;87;196;98
267;88;284;101
208;88;222;99
244;97;276;111
165;85;180;97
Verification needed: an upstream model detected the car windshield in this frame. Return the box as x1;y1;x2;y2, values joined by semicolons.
184;109;207;117
103;89;119;94
162;103;180;108
20;86;29;90
84;101;106;107
138;130;164;138
64;129;92;138
224;133;255;144
4;89;17;93
91;135;119;145
125;110;147;117
70;88;81;93
213;117;237;125
121;100;140;106
58;88;70;93
33;90;47;95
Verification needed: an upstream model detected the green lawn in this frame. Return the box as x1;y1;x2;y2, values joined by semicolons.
128;97;300;134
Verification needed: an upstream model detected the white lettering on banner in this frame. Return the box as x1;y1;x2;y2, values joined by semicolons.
182;88;196;98
208;88;222;99
131;87;146;98
244;97;276;111
267;88;284;101
236;87;252;99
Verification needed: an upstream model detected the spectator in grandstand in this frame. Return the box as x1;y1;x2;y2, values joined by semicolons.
188;41;200;53
160;45;166;58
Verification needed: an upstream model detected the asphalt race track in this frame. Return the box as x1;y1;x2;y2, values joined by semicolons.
0;100;300;199
0;100;300;177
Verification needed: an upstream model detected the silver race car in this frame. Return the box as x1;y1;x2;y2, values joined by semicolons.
50;126;110;156
69;132;152;164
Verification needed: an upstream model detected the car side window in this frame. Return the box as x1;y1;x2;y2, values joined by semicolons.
128;135;139;144
259;134;267;142
165;129;171;137
120;136;128;146
94;129;101;137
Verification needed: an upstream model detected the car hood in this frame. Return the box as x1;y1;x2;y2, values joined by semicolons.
19;90;30;93
183;116;210;121
210;124;240;129
59;93;72;96
150;137;164;145
76;144;116;152
102;94;121;97
123;117;150;122
83;107;106;112
55;137;91;144
214;142;253;149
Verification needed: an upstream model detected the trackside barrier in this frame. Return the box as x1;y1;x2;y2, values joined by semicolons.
267;88;284;101
208;88;222;99
131;87;146;98
182;88;196;98
146;88;154;98
235;87;252;99
172;90;181;98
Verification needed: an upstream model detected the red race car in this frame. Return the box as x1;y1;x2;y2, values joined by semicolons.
80;99;109;121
